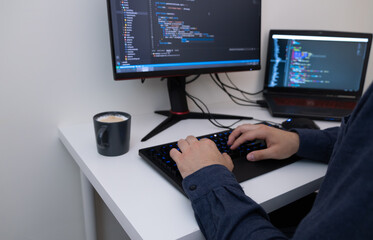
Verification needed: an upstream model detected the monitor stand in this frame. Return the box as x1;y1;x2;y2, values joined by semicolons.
141;76;253;141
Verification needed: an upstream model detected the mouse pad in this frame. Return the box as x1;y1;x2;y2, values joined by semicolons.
232;155;300;183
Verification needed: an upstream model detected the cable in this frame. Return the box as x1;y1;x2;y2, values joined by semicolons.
211;74;253;104
225;73;253;103
210;73;261;107
213;73;258;104
186;74;200;84
224;73;264;96
185;91;243;129
251;118;282;127
186;90;281;129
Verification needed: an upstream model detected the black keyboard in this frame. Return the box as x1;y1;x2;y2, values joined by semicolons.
139;129;298;196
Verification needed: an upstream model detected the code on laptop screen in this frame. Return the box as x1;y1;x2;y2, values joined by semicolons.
267;34;370;92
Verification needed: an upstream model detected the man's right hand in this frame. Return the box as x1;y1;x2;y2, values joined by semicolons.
227;124;300;162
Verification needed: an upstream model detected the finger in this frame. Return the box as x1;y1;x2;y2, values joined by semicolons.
177;139;189;152
185;135;198;145
200;138;215;145
169;148;182;163
230;126;268;150
199;137;209;142
222;152;232;161
222;153;234;171
246;148;275;162
230;131;262;149
227;124;259;145
227;125;250;145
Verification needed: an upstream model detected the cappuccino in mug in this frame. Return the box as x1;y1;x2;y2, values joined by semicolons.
97;114;128;123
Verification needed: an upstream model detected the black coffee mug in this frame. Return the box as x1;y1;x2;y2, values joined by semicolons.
93;111;131;156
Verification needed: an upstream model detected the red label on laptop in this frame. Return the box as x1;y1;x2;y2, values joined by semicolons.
274;97;357;110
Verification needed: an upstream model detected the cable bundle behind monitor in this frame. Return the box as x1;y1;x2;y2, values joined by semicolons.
210;73;264;107
185;90;243;129
184;73;266;130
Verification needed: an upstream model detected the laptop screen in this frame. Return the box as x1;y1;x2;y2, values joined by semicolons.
264;30;372;95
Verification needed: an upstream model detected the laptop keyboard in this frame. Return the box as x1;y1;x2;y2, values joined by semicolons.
139;128;298;195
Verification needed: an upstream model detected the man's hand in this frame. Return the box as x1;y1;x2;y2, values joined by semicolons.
227;124;300;161
170;136;234;179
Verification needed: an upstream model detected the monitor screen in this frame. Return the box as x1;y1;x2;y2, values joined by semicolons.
107;0;261;80
265;30;372;95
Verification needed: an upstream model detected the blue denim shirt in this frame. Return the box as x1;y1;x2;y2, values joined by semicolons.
182;84;373;239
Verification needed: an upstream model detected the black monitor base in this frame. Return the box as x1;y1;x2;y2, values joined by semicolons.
141;76;252;142
141;110;252;142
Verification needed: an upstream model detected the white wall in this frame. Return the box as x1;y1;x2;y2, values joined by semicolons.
1;0;372;239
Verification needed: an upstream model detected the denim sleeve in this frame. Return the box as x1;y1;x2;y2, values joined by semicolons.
293;127;339;163
183;165;287;240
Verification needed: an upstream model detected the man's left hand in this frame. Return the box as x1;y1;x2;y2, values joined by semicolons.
170;136;234;179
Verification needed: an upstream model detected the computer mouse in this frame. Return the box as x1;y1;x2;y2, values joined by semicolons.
281;118;320;130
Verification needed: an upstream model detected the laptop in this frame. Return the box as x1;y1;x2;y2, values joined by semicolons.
263;30;372;121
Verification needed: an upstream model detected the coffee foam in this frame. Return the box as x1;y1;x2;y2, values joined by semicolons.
97;114;128;123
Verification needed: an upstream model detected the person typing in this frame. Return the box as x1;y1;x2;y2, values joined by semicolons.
170;84;373;239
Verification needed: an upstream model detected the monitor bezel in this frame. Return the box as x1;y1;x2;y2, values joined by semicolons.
106;0;262;81
264;29;372;98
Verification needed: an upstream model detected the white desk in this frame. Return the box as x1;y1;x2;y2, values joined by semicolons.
58;102;339;240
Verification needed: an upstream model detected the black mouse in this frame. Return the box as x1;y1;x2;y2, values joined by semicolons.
281;118;320;130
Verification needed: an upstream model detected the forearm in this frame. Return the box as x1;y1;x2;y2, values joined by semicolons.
183;165;287;240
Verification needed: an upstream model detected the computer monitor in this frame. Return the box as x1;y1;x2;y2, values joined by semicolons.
106;0;261;141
